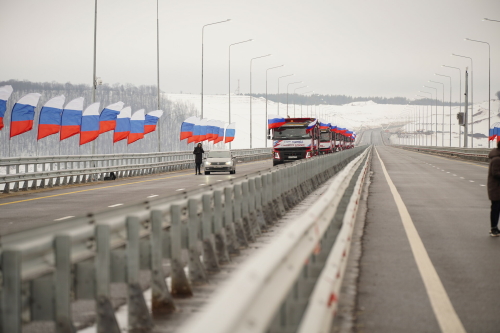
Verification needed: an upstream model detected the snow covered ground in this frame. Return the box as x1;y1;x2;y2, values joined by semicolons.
166;93;500;149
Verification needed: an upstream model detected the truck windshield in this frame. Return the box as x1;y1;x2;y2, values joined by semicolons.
208;151;231;158
273;128;311;139
320;132;331;142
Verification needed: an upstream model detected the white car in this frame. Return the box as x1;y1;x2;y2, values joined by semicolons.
203;150;237;175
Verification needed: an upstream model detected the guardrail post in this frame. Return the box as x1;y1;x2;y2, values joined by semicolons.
150;210;175;315
126;216;154;331
248;178;264;234
213;190;230;263
2;249;22;333
240;181;255;242
54;235;76;333
3;165;10;194
95;224;120;333
223;187;240;255
233;184;249;247
170;204;193;297
201;194;220;272
263;173;277;222
187;199;208;285
13;165;20;192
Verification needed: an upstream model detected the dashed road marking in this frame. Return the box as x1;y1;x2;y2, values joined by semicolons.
469;180;475;182
108;203;123;208
147;194;159;198
480;184;486;187
199;184;205;186
54;216;74;221
460;177;465;179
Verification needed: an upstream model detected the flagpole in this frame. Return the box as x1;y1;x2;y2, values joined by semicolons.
91;0;97;157
156;0;161;153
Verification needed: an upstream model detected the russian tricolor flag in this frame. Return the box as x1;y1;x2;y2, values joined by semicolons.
188;118;202;143
99;101;124;134
489;126;500;141
207;120;218;142
37;95;65;140
128;109;145;144
331;125;338;133
0;85;13;131
268;114;285;129
225;123;236;143
144;110;163;134
113;106;131;143
306;119;318;133
215;121;225;144
180;116;197;141
10;93;42;138
60;97;84;140
80;103;101;145
198;118;209;142
319;121;330;129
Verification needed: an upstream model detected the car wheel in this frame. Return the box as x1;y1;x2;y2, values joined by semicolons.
204;171;210;175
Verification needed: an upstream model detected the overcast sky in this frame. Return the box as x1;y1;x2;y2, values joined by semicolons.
1;0;499;103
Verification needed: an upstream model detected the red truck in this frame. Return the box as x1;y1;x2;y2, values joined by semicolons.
270;118;320;166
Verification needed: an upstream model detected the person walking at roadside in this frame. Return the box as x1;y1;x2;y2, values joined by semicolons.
193;143;204;175
487;141;500;236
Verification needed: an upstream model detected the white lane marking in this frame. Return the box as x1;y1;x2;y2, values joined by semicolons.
108;203;123;208
375;148;466;333
446;172;450;174
147;194;159;198
217;180;222;182
469;180;475;183
54;216;74;221
176;188;185;191
460;177;465;179
199;184;205;186
453;174;457;176
480;184;486;187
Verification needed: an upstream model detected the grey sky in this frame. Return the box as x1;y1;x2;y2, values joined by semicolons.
1;0;499;103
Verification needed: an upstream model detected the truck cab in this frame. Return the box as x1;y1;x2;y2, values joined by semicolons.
319;129;334;154
271;118;320;166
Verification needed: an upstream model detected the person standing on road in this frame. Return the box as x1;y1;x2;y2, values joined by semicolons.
193;143;204;175
487;141;500;236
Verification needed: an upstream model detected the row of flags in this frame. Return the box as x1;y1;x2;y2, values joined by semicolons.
267;115;356;139
180;117;235;144
0;85;163;145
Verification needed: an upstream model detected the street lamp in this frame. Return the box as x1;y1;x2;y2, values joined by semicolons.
287;81;302;116
301;91;314;117
201;19;230;119
465;37;491;147
416;95;429;146
277;74;294;115
452;53;474;147
249;54;271;148
443;65;462;147
423;86;438;146
435;73;452;146
265;65;284;147
419;90;433;146
293;86;308;117
229;39;252;123
429;80;445;146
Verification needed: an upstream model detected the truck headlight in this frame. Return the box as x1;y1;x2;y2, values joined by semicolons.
274;152;280;159
225;161;232;165
205;162;211;165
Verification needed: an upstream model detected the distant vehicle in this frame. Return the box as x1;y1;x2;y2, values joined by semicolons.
270;117;320;166
203;150;236;175
319;129;334;154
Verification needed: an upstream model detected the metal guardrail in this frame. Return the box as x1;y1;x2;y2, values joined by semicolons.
393;145;490;163
0;145;368;333
179;146;371;333
0;148;272;193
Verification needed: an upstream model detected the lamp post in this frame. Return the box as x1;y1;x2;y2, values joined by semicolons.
419;91;433;146
466;37;491;147
286;81;302;116
417;95;429;146
435;74;452;146
156;0;162;152
423;86;438;146
277;74;294;115
293;86;307;117
201;19;230;119
301;91;314;117
91;0;98;156
249;54;271;148
265;65;284;147
443;65;462;147
452;53;474;147
429;80;445;146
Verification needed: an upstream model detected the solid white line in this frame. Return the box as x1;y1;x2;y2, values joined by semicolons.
375;148;466;333
54;216;74;221
147;194;159;198
108;203;123;208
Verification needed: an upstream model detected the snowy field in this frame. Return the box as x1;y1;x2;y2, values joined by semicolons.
167;93;500;149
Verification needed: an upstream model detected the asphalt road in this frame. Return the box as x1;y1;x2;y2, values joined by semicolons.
355;130;500;332
0;159;273;235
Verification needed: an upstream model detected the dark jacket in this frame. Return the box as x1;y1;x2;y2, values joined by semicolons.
193;146;204;164
487;148;500;201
